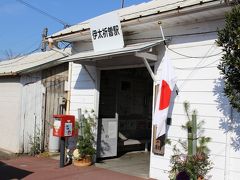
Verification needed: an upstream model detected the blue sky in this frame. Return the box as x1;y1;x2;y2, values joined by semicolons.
0;0;149;59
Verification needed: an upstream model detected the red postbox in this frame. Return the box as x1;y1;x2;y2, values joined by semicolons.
53;115;75;137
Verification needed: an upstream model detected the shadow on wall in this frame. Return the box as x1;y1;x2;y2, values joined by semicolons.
169;32;217;45
73;65;95;90
213;78;240;151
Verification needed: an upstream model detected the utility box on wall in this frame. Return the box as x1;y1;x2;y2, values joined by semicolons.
53;115;75;137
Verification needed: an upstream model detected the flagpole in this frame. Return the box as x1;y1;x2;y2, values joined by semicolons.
159;21;179;96
158;21;166;45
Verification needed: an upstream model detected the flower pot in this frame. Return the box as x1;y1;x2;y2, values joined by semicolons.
197;175;204;180
176;171;190;180
73;156;92;167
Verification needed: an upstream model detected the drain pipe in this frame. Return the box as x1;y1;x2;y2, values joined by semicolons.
66;62;73;115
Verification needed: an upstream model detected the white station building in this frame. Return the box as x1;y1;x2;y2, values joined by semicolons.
46;1;240;179
0;0;239;180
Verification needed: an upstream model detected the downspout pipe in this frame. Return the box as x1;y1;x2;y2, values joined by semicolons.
66;62;72;115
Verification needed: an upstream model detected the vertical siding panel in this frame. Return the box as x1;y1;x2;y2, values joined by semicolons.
20;72;43;153
42;63;68;150
150;28;240;179
0;77;22;153
69;63;97;116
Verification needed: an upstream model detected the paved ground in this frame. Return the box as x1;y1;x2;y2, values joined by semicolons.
0;149;16;160
0;156;146;180
96;151;150;179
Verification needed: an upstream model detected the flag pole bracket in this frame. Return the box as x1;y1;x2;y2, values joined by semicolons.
135;52;158;61
140;57;156;82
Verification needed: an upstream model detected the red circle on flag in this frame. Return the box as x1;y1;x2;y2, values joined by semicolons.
159;80;171;110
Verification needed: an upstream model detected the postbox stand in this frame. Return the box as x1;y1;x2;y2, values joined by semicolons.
52;114;75;168
60;137;65;168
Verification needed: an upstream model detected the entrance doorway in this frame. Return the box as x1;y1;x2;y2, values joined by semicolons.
97;67;153;177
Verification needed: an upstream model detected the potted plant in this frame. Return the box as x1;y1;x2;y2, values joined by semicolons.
169;102;213;180
72;110;96;167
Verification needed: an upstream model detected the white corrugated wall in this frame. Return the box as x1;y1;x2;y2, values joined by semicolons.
19;72;44;153
68;16;240;180
0;73;44;153
150;29;240;180
69;63;98;116
0;76;22;153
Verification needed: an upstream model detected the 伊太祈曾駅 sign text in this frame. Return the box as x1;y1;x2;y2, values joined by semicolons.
90;12;124;52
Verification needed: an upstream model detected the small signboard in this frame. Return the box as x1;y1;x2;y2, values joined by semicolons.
90;12;124;52
53;118;61;136
64;122;73;137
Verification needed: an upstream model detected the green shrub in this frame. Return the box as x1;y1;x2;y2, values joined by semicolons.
169;102;213;180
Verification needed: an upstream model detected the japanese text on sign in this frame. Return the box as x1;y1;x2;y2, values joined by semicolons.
92;25;120;40
90;12;124;52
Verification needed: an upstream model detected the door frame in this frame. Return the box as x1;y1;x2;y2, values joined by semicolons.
96;66;154;158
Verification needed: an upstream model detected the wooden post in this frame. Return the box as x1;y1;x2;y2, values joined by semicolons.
41;27;48;52
152;125;165;155
152;84;165;155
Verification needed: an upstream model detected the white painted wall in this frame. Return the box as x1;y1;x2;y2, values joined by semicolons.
0;73;44;153
68;14;240;180
150;27;240;180
69;63;98;117
0;77;22;153
19;72;43;153
69;62;99;145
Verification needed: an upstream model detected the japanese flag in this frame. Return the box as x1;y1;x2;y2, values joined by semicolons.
153;51;177;138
